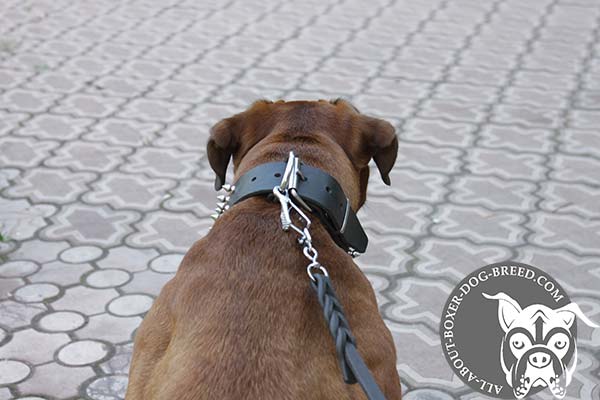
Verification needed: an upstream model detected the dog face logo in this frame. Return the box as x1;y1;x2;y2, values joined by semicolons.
483;292;598;399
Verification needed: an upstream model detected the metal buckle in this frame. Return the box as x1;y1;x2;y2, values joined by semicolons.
279;152;296;192
279;151;312;211
273;152;312;235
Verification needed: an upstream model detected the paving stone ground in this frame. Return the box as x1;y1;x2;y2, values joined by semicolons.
1;0;599;399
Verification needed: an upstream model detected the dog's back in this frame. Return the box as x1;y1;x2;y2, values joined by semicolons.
126;199;399;399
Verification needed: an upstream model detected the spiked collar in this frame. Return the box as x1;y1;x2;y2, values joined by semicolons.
214;159;368;256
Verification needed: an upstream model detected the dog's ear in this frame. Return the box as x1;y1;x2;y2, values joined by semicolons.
358;115;398;185
207;117;239;190
555;302;599;328
207;100;275;190
483;292;523;332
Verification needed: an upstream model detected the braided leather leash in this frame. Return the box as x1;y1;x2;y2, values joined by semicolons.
310;273;357;383
311;274;386;400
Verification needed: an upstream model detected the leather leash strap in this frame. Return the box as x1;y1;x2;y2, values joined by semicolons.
311;273;387;400
346;344;387;400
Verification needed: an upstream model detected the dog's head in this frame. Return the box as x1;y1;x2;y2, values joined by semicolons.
484;292;598;399
206;99;398;210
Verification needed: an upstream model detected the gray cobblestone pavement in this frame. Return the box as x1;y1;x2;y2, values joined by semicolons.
1;0;599;399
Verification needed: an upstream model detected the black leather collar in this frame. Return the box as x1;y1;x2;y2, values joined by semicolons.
226;162;368;254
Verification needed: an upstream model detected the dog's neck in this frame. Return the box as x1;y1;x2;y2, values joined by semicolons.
214;158;368;256
233;142;362;212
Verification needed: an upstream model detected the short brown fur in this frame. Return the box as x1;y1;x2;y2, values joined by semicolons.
126;99;402;400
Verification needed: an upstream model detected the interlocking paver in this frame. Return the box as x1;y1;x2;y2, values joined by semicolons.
0;360;30;386
1;0;600;398
432;204;527;246
6;167;96;204
0;199;55;242
75;313;141;344
15;114;94;141
450;175;537;212
356;229;413;276
386;277;453;331
36;310;87;333
0;137;60;168
42;204;139;246
478;124;554;153
57;340;111;367
18;363;95;399
29;260;93;286
0;328;69;365
84;172;175;211
413;237;512;282
466;147;547;180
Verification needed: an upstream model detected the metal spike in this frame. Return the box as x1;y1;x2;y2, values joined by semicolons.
214;207;223;214
210;214;219;221
216;201;226;210
216;194;229;202
221;184;233;192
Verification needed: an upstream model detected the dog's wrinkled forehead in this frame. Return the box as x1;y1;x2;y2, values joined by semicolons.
218;98;360;155
251;98;359;131
253;98;357;111
260;98;358;110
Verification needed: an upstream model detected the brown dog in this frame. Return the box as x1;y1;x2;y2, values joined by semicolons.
125;99;402;400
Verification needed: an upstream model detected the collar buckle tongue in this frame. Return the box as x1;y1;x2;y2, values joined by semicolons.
274;152;313;237
279;151;298;191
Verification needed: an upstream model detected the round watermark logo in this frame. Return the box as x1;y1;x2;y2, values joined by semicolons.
440;262;598;399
